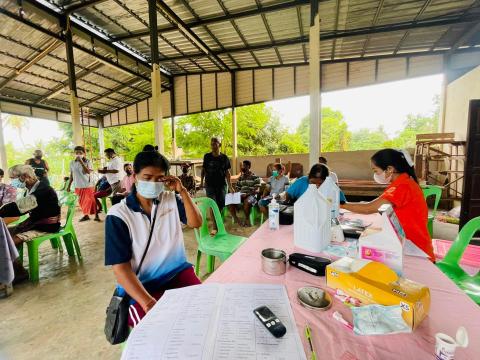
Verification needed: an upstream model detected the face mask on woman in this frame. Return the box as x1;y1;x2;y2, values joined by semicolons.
11;178;26;189
373;171;392;185
137;180;165;199
272;170;279;177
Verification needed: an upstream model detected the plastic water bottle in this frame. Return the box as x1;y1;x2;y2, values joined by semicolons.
269;196;280;230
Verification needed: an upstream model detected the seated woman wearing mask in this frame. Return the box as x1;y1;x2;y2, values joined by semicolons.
105;151;202;327
341;149;434;262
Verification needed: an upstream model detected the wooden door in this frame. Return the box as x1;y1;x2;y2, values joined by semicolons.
460;100;480;228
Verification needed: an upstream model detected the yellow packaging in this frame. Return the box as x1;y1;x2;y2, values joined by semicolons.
326;257;430;330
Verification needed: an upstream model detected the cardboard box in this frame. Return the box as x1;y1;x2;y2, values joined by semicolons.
326;257;430;330
358;206;405;275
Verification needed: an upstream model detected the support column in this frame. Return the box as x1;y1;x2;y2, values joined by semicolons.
148;0;164;153
171;116;177;159
98;117;105;167
65;18;83;146
439;73;448;133
0;107;8;175
309;0;321;168
232;107;238;174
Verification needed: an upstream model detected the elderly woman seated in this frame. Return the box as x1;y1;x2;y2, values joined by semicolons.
0;165;61;283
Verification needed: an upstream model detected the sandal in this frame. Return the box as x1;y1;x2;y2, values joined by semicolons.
79;215;90;222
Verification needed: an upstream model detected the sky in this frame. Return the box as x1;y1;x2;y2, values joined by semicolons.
2;74;442;148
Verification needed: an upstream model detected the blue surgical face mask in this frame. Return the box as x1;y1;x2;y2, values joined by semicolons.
272;170;279;177
11;178;26;189
137;180;164;199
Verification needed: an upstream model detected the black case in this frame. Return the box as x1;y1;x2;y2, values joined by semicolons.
288;253;331;276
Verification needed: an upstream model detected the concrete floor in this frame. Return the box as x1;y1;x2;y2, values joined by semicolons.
0;209;257;360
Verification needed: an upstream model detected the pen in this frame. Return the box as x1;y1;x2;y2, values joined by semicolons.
304;322;317;360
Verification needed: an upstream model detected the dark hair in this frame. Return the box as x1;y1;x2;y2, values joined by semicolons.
308;164;329;180
273;163;282;171
142;144;158;152
242;160;251;168
0;169;4;176
318;156;327;164
104;148;115;154
74;146;85;153
123;163;131;170
133;151;170;174
371;149;418;183
211;137;221;145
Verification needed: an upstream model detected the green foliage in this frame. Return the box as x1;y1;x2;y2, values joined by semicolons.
296;108;352;151
350;127;389;151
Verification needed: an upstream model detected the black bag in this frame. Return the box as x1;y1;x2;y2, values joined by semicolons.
279;205;294;225
104;200;159;345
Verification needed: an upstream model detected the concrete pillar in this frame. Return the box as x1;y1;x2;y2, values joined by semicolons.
309;0;321;168
70;92;83;146
98;118;105;167
439;73;448;133
0;107;8;176
232;106;238;174
152;64;164;153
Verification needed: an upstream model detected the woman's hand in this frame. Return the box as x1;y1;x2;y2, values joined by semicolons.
163;176;186;193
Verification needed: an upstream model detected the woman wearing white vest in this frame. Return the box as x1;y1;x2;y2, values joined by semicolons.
105;151;202;327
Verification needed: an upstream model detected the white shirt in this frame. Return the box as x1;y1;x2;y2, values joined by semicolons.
105;156;123;184
70;159;92;189
329;171;339;184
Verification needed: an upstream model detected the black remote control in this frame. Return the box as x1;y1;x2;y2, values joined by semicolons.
253;306;287;338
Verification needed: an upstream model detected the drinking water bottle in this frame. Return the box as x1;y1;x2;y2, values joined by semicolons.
269;196;280;230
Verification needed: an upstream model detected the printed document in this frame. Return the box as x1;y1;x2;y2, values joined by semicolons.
225;192;241;206
121;284;306;360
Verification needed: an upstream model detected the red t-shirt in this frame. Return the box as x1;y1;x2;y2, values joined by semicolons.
380;173;435;261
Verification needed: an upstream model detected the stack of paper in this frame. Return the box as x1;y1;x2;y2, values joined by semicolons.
122;284;306;360
225;192;241;206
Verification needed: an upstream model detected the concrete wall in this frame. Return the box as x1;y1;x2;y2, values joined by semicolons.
443;65;480;140
237;150;378;179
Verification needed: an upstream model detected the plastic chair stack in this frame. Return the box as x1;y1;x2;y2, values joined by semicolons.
436;217;480;305
17;194;82;282
192;197;247;276
421;185;442;237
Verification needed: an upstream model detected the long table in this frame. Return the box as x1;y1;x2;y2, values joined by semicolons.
205;214;480;359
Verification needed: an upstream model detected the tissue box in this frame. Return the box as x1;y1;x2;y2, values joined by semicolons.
326;257;430;330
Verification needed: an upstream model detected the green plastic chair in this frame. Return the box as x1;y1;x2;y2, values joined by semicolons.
436;216;480;304
421;185;443;237
17;194;82;282
223;203;260;226
192;197;247;275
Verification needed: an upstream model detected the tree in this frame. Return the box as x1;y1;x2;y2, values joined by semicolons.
350;127;389;151
3;115;29;147
296;107;352;151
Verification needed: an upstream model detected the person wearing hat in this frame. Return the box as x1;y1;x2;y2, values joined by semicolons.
25;149;50;186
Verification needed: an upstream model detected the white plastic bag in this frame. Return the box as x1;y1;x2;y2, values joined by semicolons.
294;184;331;252
319;176;340;218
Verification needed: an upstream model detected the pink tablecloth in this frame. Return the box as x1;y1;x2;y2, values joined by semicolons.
205;214;480;360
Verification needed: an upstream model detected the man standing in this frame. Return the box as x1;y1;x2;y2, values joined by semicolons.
25;150;50;186
98;148;123;198
201;137;233;212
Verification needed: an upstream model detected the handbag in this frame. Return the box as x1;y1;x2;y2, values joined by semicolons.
104;200;159;345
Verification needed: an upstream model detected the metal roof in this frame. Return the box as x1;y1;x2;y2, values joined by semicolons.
1;0;480;124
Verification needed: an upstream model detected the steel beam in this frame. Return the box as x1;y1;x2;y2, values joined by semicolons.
79;78;143;107
65;20;78;96
63;0;110;13
155;0;229;71
114;0;311;41
158;15;480;63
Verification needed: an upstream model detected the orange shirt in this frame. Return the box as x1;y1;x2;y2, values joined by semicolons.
380;173;435;261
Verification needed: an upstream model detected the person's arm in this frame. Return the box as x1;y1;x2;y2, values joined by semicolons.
0;195;38;217
67;171;73;192
44;160;50;173
78;159;92;175
164;176;202;228
112;263;156;313
226;170;235;193
200;156;206;188
340;196;391;214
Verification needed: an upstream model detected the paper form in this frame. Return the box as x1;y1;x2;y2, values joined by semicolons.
122;284;306;360
225;192;241;206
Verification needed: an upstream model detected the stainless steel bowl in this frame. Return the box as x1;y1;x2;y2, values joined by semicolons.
297;286;332;311
261;248;287;276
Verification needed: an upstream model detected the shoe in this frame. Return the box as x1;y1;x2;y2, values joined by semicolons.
94;217;102;222
13;261;29;285
79;215;90;222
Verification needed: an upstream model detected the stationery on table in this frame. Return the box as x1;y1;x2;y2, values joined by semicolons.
304;323;317;360
122;284;306;360
225;192;241;206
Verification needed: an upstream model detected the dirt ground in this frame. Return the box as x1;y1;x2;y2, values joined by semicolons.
0;209;257;360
